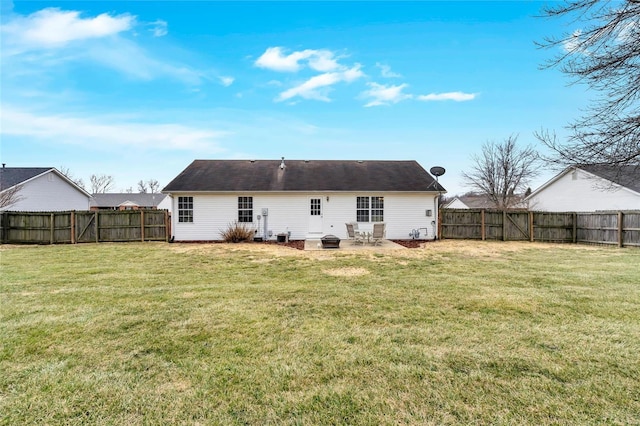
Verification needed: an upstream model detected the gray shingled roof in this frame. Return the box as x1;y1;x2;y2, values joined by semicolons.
90;193;168;208
581;164;640;193
162;160;446;192
0;167;53;191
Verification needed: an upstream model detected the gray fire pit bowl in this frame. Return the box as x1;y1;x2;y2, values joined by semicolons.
321;235;341;249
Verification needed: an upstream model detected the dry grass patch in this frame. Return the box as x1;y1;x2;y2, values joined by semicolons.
323;267;370;277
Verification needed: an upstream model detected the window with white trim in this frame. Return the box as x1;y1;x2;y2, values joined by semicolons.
356;196;384;222
238;196;253;222
178;196;193;223
310;198;321;216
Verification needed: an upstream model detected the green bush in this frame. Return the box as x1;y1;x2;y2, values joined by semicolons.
220;221;255;242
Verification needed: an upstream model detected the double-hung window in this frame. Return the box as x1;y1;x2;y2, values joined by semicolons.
356;196;384;222
238;196;253;222
178;196;193;223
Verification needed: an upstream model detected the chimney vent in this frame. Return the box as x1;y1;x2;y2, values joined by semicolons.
280;157;286;170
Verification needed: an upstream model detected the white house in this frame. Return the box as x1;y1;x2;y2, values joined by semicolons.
525;165;640;211
162;159;447;241
443;197;470;209
0;166;91;211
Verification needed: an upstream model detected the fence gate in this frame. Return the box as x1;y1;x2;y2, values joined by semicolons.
504;212;530;241
75;211;98;243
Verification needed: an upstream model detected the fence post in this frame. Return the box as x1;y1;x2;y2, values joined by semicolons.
164;210;169;242
70;211;75;244
95;211;99;243
481;210;486;241
618;211;624;248
141;210;145;242
572;212;577;244
502;210;507;241
50;213;54;244
529;211;534;242
2;212;8;244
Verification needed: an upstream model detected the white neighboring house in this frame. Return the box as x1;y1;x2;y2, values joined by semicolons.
0;166;91;211
443;197;470;209
162;159;447;241
525;165;640;212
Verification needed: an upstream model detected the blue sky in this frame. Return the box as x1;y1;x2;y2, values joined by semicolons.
1;1;589;194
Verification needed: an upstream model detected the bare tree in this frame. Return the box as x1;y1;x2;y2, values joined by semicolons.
90;174;114;194
0;184;24;209
137;180;148;193
462;135;540;210
59;166;86;190
536;0;640;176
147;179;160;193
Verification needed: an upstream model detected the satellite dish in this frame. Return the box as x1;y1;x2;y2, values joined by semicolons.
430;166;446;177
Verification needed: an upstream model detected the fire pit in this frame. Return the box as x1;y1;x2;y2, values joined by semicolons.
321;234;341;249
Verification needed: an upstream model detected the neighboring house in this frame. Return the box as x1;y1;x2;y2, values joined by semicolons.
442;193;525;209
90;193;171;211
442;197;471;209
525;165;640;211
0;166;91;211
162;159;447;241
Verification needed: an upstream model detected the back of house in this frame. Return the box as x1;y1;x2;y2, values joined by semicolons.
162;159;446;241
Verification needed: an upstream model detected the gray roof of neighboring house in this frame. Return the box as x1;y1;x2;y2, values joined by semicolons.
0;167;52;191
581;164;640;193
456;194;498;209
90;193;168;208
163;160;446;192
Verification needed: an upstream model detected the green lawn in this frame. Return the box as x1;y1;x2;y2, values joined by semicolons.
1;241;639;425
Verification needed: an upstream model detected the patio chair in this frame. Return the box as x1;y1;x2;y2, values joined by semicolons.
371;222;386;246
345;223;365;245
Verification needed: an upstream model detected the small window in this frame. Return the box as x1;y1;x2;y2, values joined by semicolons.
356;196;370;222
371;196;384;222
178;196;193;223
310;198;321;216
238;196;253;222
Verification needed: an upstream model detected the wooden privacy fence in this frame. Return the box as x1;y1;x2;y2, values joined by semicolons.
440;209;640;248
1;210;170;244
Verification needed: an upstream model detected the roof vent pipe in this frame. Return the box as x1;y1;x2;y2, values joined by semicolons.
280;157;285;170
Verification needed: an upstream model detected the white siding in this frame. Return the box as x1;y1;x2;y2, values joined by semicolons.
157;195;172;211
170;192;440;241
529;169;640;212
4;172;90;211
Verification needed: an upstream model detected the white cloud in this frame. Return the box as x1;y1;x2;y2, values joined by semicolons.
255;46;341;72
417;91;477;102
149;19;168;37
361;82;412;107
220;76;234;87
1;8;134;50
563;29;583;53
277;65;363;102
376;62;402;78
307;50;341;72
1;8;219;87
1;105;228;152
85;38;208;85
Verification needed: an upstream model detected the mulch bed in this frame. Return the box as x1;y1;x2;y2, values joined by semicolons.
390;240;425;249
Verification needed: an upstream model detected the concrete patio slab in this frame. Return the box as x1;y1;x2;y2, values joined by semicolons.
304;239;406;251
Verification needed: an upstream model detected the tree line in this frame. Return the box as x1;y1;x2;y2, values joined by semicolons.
59;168;161;194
